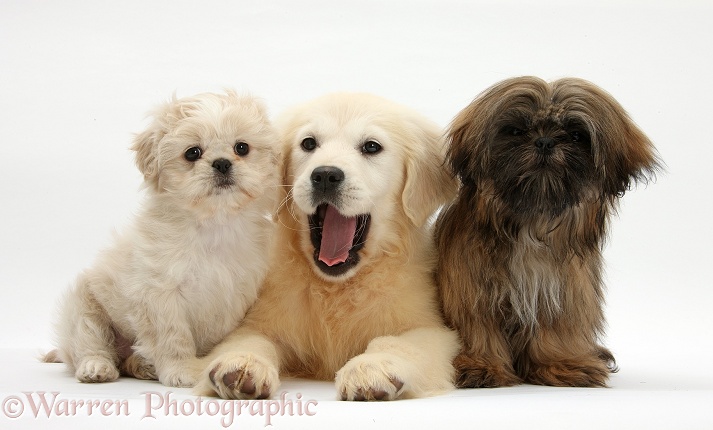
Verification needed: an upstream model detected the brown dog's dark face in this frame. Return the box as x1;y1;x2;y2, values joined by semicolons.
448;77;659;219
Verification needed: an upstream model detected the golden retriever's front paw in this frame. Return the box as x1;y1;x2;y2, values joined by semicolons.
76;356;120;383
206;354;279;400
336;353;406;401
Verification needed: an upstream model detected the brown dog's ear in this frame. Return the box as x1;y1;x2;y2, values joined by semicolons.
402;121;459;227
555;78;662;197
446;107;482;187
605;118;660;197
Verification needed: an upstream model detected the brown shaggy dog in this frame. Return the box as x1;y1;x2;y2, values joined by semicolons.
435;77;660;388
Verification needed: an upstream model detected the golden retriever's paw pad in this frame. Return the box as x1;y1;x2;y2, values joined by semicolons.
120;353;157;380
76;356;119;383
336;357;406;401
341;376;404;401
207;355;278;400
158;364;198;388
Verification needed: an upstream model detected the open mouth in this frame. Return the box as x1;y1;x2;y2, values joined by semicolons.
308;204;371;277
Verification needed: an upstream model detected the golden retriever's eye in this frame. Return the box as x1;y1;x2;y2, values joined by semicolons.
184;146;202;162
301;137;317;152
362;140;382;155
234;141;250;156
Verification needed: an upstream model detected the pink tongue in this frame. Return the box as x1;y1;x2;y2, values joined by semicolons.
319;205;357;266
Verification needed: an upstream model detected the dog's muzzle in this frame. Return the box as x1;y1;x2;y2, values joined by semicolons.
308;165;370;278
212;158;235;188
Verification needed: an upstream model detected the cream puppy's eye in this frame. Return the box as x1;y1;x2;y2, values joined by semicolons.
361;140;382;155
301;137;317;152
184;147;202;162
234;142;250;156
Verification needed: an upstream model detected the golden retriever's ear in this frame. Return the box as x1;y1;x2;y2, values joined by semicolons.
402;125;459;227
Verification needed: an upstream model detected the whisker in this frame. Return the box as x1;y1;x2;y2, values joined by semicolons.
275;190;314;233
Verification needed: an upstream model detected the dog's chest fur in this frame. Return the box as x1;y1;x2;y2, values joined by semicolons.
110;203;271;355
177;215;269;352
506;230;564;328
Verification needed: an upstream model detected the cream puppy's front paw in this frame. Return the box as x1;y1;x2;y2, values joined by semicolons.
335;352;407;401
76;356;120;383
158;359;201;388
120;353;157;380
204;353;280;400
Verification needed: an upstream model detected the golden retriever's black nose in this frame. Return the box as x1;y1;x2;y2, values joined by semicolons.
212;158;232;174
311;166;344;193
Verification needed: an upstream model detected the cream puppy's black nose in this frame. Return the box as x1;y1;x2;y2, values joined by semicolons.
311;166;344;193
212;158;232;174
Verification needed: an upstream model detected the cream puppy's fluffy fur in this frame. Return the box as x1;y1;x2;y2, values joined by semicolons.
47;91;279;387
196;93;460;401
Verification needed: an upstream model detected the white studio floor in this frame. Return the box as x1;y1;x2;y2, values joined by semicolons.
1;0;712;429
1;348;711;430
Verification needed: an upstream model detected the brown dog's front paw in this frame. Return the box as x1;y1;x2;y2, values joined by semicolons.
525;358;611;387
596;346;619;373
453;354;520;388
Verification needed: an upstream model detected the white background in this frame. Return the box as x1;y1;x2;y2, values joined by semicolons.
1;0;711;429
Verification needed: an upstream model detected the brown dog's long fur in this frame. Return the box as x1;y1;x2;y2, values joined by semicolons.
435;77;660;388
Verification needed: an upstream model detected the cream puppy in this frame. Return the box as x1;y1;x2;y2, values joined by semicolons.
45;91;279;387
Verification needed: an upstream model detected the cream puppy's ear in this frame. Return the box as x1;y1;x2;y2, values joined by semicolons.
401;121;458;227
130;96;184;192
131;127;161;190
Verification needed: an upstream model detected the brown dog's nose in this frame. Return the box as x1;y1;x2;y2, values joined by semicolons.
212;158;232;174
534;137;556;154
311;166;344;193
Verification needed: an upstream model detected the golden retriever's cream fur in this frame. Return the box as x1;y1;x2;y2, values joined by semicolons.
46;91;280;387
196;93;460;401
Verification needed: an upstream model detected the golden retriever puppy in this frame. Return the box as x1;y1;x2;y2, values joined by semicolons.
195;93;460;401
45;91;280;387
